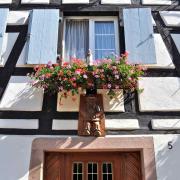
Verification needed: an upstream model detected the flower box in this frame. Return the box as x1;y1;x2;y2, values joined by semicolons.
28;52;145;101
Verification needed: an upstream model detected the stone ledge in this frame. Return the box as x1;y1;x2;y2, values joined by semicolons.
151;119;180;130
106;119;140;130
0;119;38;129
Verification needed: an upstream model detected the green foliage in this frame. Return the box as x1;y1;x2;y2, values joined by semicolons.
28;53;145;99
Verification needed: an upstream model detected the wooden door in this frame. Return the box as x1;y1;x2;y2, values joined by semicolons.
44;152;142;180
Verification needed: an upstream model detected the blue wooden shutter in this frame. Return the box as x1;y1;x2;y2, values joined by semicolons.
26;9;59;64
0;8;9;58
123;8;156;64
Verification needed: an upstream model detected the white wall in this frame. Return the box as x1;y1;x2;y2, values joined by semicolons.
0;134;180;180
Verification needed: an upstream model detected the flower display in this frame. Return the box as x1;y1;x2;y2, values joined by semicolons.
28;52;145;99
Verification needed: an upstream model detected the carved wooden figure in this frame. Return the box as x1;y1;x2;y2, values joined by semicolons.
78;94;105;137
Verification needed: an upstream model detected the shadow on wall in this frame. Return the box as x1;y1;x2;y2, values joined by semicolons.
154;135;180;180
0;135;36;180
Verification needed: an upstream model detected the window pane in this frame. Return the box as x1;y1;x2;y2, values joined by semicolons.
65;20;89;60
73;162;83;180
95;36;115;49
107;163;112;173
79;174;82;180
103;174;107;180
73;174;77;180
102;162;113;180
78;163;82;172
88;162;98;180
73;163;77;173
95;50;114;60
108;174;112;180
88;163;92;173
93;174;98;180
102;163;107;173
95;21;115;34
95;21;116;59
88;174;93;180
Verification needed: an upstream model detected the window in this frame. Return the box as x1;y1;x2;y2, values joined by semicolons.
95;21;116;60
87;162;98;180
64;20;89;60
102;162;113;180
72;162;83;180
63;17;119;62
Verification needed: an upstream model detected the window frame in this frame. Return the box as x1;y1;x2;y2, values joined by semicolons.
62;16;120;62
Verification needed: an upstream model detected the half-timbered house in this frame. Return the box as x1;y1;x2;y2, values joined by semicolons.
0;0;180;179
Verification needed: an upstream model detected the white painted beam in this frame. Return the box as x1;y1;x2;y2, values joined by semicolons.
138;77;180;112
0;33;19;66
21;0;50;4
106;119;140;130
142;0;172;5
101;0;131;4
52;120;78;130
146;34;174;69
152;119;180;130
0;119;38;129
7;11;30;25
160;11;180;27
62;0;89;4
171;34;180;54
0;0;12;4
0;76;44;111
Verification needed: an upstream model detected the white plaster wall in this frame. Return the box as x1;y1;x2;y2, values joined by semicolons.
0;134;180;180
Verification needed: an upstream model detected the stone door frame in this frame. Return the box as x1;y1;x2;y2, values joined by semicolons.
28;137;157;180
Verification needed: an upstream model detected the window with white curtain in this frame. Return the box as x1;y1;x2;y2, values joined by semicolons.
63;17;119;62
64;20;89;60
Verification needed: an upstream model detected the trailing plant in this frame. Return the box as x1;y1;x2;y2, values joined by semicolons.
28;52;145;100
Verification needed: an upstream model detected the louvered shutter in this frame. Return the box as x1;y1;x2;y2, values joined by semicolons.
123;8;156;64
0;8;9;59
26;9;59;64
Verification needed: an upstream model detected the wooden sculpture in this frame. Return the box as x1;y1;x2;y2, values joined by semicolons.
78;94;105;137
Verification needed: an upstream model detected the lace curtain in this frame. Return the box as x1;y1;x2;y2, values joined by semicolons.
65;20;89;61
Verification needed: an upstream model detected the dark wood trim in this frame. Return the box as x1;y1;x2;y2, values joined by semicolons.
0;1;179;11
0;26;28;100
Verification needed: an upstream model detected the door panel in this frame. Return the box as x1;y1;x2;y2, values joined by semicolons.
44;152;61;180
123;152;142;180
44;152;142;180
